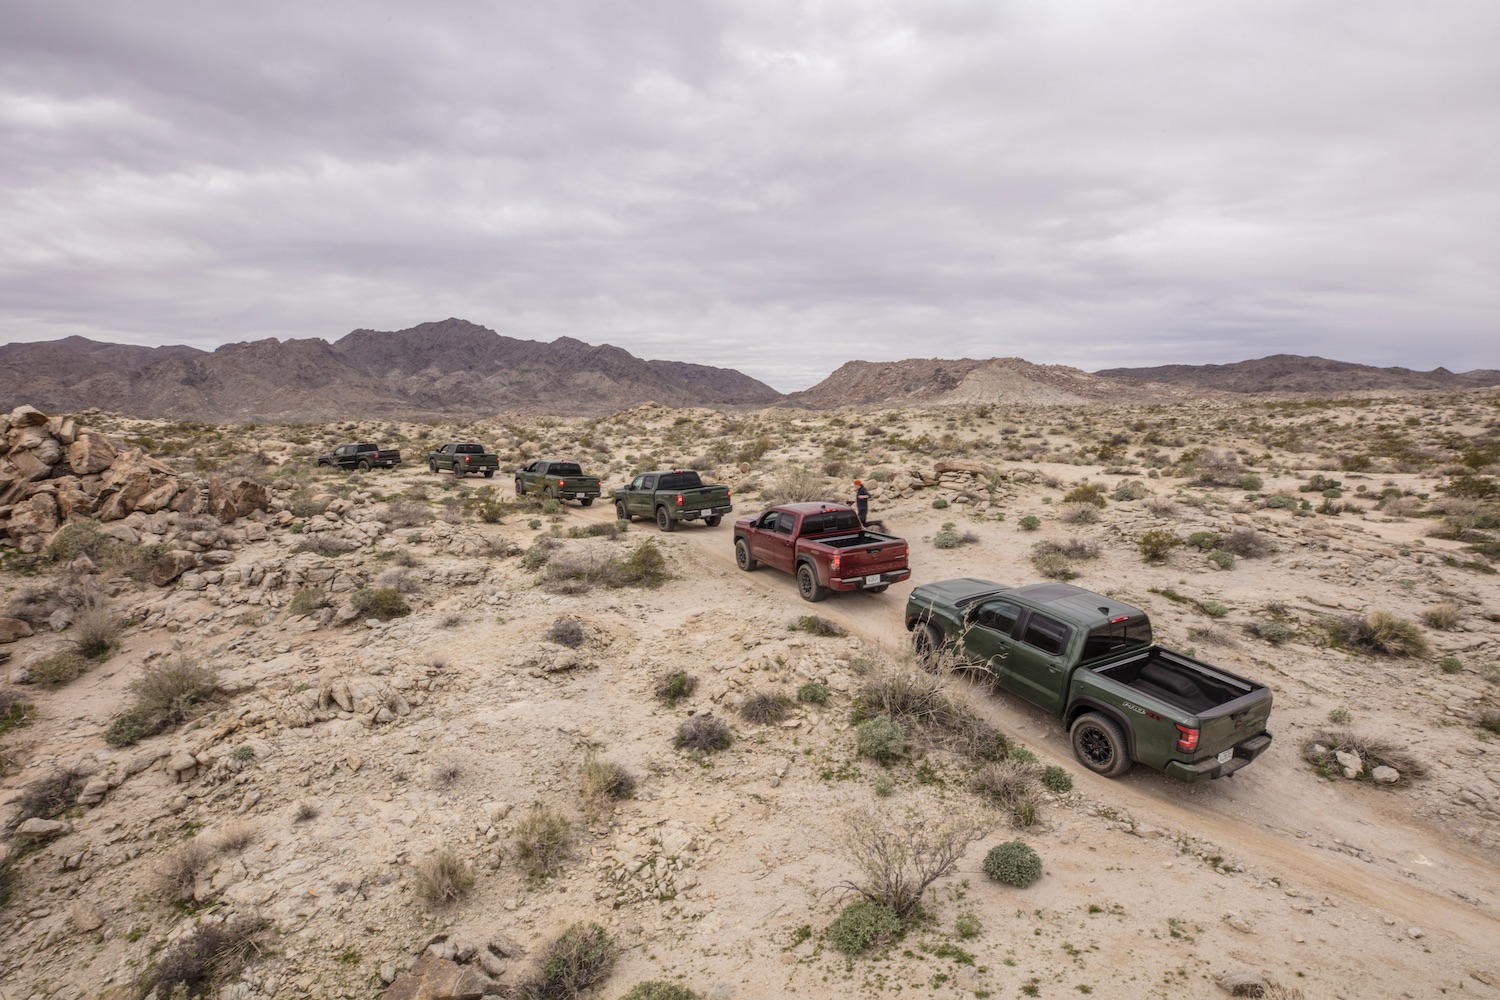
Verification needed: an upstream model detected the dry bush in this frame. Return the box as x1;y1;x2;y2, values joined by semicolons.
106;657;219;746
1303;730;1428;782
513;805;573;879
739;690;793;724
292;533;359;556
349;586;411;620
580;755;636;817
1190;448;1245;486
413;847;475;907
542;539;668;594
835;806;986;920
1419;601;1461;630
1057;502;1100;524
972;759;1044;827
761;466;831;505
1381;495;1424;517
1143;496;1178;517
71;602;120;659
382;499;434;528
146;916;266;1000
545;616;586;647
512;921;617;1000
212;821;259;854
1329;611;1429;657
654;670;697;705
674;714;733;753
1033;538;1100;561
149;838;216;903
1219;526;1273;558
18;768;87;820
431;758;464;786
28;651;88;686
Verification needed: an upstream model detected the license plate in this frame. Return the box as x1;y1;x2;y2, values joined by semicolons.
865;575;882;586
1217;749;1234;764
575;493;586;499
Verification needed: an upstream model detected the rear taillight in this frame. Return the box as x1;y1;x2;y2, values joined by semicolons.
726;488;732;497
464;456;471;463
1175;725;1199;752
558;479;565;487
675;495;684;506
830;553;841;574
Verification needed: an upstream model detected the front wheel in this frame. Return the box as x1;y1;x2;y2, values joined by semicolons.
913;622;943;668
704;515;722;527
580;497;593;507
656;506;676;532
516;480;526;495
357;459;371;472
428;461;437;474
615;500;631;522
796;563;826;603
734;538;758;571
1070;713;1132;778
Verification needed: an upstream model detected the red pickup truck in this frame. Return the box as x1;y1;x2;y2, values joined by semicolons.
733;503;911;602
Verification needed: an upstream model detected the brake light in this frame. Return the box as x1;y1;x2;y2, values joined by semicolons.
675;495;684;506
464;456;471;463
726;488;731;497
1110;615;1130;623
558;479;565;487
1175;725;1199;752
830;553;841;574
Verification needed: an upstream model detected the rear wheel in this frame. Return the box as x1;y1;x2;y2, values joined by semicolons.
734;538;758;571
704;515;722;527
868;584;889;594
580;498;593;507
454;465;464;477
796;563;826;602
656;506;675;532
483;470;494;478
913;622;943;667
357;459;371;472
615;500;631;522
1070;713;1132;778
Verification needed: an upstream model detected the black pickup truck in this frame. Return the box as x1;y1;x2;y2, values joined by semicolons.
316;442;402;471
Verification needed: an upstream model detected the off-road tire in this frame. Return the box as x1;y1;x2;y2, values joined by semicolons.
656;506;676;532
704;515;722;527
483;470;494;478
868;584;889;594
357;459;371;472
428;461;437;474
735;538;758;571
1070;713;1132;778
516;480;526;496
580;497;593;507
913;622;944;667
796;563;826;602
615;500;631;522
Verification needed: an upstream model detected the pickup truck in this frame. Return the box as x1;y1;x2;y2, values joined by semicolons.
430;442;498;478
515;460;602;506
614;469;731;531
734;503;911;602
905;579;1272;782
316;442;401;471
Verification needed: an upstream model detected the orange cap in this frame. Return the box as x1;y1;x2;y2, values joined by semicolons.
854;479;863;485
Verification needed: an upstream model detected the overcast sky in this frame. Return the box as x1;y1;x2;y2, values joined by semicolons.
1;1;1496;391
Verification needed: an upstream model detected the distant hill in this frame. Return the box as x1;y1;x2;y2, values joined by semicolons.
1095;354;1500;393
0;319;781;421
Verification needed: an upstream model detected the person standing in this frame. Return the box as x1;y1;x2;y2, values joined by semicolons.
853;479;871;523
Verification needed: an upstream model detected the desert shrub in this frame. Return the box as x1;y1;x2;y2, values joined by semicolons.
382;499;434;528
1041;765;1072;792
0;689;34;737
674;714;732;753
1058;502;1100;524
1112;479;1149;501
741;690;793;724
655;671;697;705
540;497;562;515
931;497;950;509
855;716;906;763
1479;711;1500;735
1199;600;1229;618
149;838;216;903
28;651;87;686
1017;515;1041;531
1439;656;1464;674
1030;552;1075;580
1327;707;1352;725
513;805;573;879
1189;449;1244;487
106;657;219;746
836;807;985;920
609;539;669;588
1186;531;1221;551
580;755;636;816
546;616;586;648
762;466;829;506
213;820;259;854
286;490;331;517
620;983;700;1000
983;840;1042;887
972;760;1042;826
292;533;359;556
414;847;475;907
349;587;410;620
797;682;830;704
522;535;563;570
1207;549;1235;570
793;614;846;637
1420;601;1461;630
375;567;423;594
1329;611;1429;657
294;800;320;823
146;917;265;1000
1034;538;1100;561
933;522;961;549
825;899;903;955
951;716;1009;763
287;587;330;616
1239;474;1265;491
1302;730;1427;783
1138;529;1180;562
1062;483;1107;508
71;603;120;659
513;922;617;1000
1252;621;1292;645
18;768;86;821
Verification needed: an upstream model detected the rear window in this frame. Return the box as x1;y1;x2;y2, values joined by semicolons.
658;472;703;490
456;444;484;454
550;462;583;475
1081;616;1153;661
801;510;860;535
1020;613;1071;657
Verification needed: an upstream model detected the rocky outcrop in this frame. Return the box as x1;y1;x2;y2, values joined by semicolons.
0;405;269;555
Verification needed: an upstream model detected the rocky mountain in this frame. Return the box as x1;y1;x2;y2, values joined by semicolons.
1095;354;1500;393
0;320;781;421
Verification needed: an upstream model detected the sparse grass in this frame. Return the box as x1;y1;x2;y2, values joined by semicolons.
620;983;700;1000
513;805;573;879
1328;611;1429;657
541;538;669;593
546;616;587;648
655;671;698;706
1419;601;1461;630
213;820;259;854
105;657;219;747
740;690;794;724
149;838;216;903
512;921;617;1000
431;758;464;786
580;755;636;817
1327;707;1352;725
294;800;320;823
674;714;733;753
413;847;475;907
1303;730;1428;783
793;614;846;637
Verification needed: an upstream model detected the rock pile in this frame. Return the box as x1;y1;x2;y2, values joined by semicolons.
0;405;270;553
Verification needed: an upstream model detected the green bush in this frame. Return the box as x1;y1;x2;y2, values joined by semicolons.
1017;515;1041;531
825;899;902;955
540;497;562;515
1198;601;1229;618
515;922;617;1000
1030;552;1078;581
349;587;410;621
1439;656;1464;674
288;587;330;616
1111;480;1149;501
1253;621;1292;645
655;671;698;705
1239;474;1264;491
1138;529;1181;562
794;614;846;637
105;658;219;746
931;497;950;509
28;652;87;686
933;522;961;549
1186;531;1221;551
1207;549;1235;570
855;716;906;763
1062;484;1107;508
620;983;700;1000
1041;766;1073;793
797;682;830;704
983;840;1042;887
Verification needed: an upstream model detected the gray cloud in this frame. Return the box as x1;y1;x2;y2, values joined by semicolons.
2;0;1496;390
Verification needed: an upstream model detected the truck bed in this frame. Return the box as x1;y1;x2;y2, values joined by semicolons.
1090;648;1259;715
811;530;900;550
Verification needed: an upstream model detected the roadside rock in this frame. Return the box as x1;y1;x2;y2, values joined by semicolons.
152;550;201;586
381;953;491;1000
0;617;33;643
17;818;71;839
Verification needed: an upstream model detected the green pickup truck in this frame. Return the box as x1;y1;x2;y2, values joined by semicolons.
515;460;602;506
906;579;1272;782
614;469;732;532
429;442;499;478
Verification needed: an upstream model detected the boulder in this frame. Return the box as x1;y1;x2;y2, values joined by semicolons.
381;954;490;1000
7;448;51;483
7;404;49;427
1335;750;1363;778
1371;765;1400;784
67;432;116;475
7;493;59;539
0;617;33;643
16;817;71;839
69;901;104;932
152;550;201;587
134;479;181;515
207;478;239;523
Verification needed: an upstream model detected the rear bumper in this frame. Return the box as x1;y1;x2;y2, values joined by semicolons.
679;505;732;520
1164;732;1273;783
830;568;912;592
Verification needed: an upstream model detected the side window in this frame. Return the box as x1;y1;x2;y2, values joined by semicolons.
975;599;1022;636
336;445;351;457
758;511;780;529
1021;613;1071;657
642;476;657;491
774;513;795;534
629;476;644;490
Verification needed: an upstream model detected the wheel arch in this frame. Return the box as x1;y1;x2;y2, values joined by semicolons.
1066;698;1138;763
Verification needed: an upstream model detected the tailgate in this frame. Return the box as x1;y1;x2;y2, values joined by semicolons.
840;540;908;575
681;487;729;511
1195;689;1273;755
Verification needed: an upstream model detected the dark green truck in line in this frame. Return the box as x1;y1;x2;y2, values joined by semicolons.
515;460;603;506
906;579;1272;782
429;442;499;478
614;469;732;532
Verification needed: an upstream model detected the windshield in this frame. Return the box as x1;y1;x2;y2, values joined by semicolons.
1081;616;1152;661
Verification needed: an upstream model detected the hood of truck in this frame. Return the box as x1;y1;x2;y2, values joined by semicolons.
909;578;1010;608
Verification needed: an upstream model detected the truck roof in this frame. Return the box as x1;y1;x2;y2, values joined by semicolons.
1008;583;1147;630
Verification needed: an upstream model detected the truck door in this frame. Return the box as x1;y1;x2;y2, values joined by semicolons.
763;511;797;573
1006;611;1072;715
633;475;657;516
962;598;1023;675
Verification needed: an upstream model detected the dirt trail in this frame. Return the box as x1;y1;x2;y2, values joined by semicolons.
582;502;1500;959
